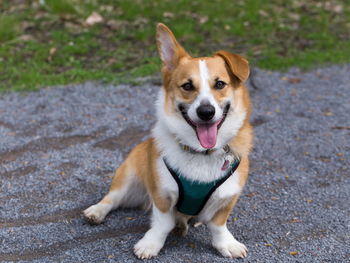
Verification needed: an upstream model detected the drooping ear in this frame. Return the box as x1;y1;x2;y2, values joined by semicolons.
156;23;188;71
215;50;250;83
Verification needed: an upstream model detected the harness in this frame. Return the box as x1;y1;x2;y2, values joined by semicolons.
163;155;240;216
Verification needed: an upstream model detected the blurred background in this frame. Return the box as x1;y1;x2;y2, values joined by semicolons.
0;0;349;91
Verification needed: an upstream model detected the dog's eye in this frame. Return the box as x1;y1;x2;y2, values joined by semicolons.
181;82;195;91
214;80;226;90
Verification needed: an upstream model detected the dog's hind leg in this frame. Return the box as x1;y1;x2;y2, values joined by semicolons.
83;160;147;224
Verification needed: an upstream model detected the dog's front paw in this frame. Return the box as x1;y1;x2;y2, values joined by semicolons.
213;238;248;259
134;236;163;259
83;204;108;224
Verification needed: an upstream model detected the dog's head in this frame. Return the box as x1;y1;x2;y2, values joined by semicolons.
156;23;251;150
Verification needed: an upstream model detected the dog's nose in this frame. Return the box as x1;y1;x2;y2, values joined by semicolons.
196;104;215;121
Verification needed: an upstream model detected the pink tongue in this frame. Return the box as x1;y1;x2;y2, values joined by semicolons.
196;122;220;149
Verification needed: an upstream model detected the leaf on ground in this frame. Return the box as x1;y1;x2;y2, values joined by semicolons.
134;17;149;26
324;2;343;14
289;13;300;21
252;45;264;55
246;192;256;197
48;47;57;62
315;156;332;163
163;12;174;18
289;218;301;223
106;20;124;30
258;10;268;17
18;34;36;42
100;5;114;13
86;12;103;26
289;251;299;256
198;15;209;24
287;77;301;84
280;76;301;84
64;22;84;33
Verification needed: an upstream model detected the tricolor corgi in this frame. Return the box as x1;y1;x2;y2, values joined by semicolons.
84;23;253;259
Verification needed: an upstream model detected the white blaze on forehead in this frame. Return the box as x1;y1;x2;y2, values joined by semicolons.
186;59;222;124
199;60;211;98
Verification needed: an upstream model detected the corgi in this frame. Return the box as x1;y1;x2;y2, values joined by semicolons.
84;23;253;259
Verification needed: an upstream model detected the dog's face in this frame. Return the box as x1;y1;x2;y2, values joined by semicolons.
156;24;250;150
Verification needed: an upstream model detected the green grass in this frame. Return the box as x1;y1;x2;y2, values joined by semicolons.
0;15;19;43
1;0;350;91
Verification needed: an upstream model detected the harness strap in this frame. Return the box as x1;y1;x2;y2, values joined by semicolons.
163;158;240;216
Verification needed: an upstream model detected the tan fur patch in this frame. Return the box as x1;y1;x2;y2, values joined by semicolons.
211;195;240;226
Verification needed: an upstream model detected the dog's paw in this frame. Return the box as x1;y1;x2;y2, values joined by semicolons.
214;238;248;259
133;237;163;259
83;204;107;224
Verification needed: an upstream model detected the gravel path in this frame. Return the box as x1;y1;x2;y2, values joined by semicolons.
0;65;349;262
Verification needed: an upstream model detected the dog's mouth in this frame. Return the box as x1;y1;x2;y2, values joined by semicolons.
179;103;230;149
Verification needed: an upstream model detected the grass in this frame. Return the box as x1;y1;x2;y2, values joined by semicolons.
0;0;350;91
0;15;19;43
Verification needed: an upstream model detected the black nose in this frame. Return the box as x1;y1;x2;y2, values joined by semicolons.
196;104;215;121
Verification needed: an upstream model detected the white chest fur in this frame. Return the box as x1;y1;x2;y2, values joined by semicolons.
153;124;242;222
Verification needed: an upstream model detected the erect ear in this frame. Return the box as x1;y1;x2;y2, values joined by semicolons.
215;50;250;83
156;23;189;71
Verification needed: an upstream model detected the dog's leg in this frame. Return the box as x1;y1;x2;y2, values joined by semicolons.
208;195;248;258
83;161;146;224
134;205;175;259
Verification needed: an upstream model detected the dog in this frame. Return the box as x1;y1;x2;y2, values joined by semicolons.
84;23;253;259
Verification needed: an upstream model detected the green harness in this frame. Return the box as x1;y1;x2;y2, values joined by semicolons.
163;158;240;216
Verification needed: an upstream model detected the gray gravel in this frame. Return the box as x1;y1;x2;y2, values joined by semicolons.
0;64;349;263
